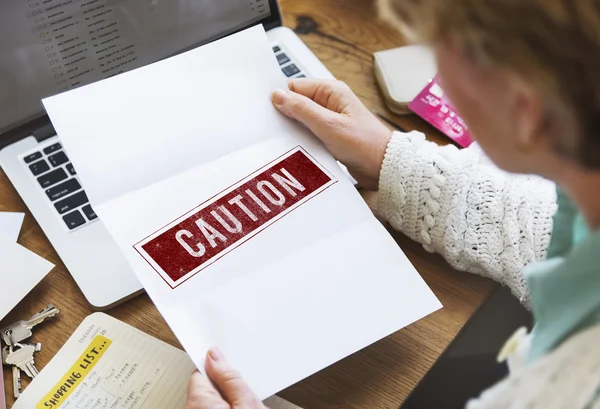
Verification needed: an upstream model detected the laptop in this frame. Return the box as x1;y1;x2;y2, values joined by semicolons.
0;0;334;309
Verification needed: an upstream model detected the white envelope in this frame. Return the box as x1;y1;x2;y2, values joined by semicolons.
0;237;54;321
43;26;442;399
0;212;25;242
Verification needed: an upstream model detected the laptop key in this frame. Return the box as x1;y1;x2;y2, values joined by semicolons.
45;178;82;201
297;74;306;78
276;53;290;65
66;163;76;176
37;168;68;188
43;143;62;155
282;64;300;77
62;210;86;230
48;151;68;167
82;204;98;221
24;152;42;164
272;46;281;53
54;191;88;214
29;160;50;176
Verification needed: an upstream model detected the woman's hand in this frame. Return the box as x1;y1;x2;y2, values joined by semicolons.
186;348;266;409
272;79;392;191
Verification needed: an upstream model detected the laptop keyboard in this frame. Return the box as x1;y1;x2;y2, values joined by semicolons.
272;45;306;79
22;45;304;232
23;142;97;231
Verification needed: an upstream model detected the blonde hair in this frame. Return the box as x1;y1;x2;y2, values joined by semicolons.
379;0;600;169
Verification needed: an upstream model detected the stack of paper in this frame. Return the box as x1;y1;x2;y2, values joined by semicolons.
43;26;441;399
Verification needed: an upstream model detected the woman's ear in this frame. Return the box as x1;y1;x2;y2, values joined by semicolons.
510;79;548;153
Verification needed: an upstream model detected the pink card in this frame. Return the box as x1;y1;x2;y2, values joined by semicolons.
409;76;473;148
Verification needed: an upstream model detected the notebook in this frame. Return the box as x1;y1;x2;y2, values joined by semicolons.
13;313;196;409
12;313;301;409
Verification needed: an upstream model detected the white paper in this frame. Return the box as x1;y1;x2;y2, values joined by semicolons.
0;212;24;242
43;26;442;399
0;237;54;321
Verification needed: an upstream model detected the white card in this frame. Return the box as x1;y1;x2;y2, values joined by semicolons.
0;212;25;242
43;25;442;399
0;237;54;321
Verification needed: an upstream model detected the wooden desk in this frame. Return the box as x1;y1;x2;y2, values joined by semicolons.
1;1;495;407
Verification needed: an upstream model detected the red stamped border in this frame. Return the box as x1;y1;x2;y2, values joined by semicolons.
133;146;338;289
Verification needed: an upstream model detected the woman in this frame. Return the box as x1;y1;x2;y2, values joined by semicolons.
186;0;600;407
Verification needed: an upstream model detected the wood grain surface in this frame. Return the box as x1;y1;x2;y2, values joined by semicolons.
1;1;495;408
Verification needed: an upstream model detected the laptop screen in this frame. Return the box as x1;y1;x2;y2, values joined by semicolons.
0;0;274;133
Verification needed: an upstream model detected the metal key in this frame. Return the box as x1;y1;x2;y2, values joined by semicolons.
29;342;42;353
2;344;37;397
1;345;10;364
2;345;23;398
0;304;60;345
5;343;39;379
12;364;22;398
2;343;40;361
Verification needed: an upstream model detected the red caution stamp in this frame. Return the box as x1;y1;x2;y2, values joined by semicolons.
134;146;337;288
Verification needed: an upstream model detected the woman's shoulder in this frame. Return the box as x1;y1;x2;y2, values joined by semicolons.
466;324;600;409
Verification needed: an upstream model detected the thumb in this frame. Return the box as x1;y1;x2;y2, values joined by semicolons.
272;89;339;138
205;348;261;407
186;370;229;409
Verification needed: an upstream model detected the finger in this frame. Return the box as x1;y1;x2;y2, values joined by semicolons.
205;348;262;407
286;78;336;102
271;88;340;141
186;370;229;409
272;87;332;122
288;79;357;112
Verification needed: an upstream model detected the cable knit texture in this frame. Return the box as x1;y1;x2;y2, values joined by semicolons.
377;131;557;306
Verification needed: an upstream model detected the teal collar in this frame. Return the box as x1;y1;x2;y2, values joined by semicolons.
526;189;600;362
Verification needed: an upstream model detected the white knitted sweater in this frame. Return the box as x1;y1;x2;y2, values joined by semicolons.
375;131;600;408
377;132;557;305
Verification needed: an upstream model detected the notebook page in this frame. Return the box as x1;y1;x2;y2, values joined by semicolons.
13;313;196;409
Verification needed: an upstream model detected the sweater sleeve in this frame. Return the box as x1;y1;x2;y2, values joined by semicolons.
376;131;557;305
